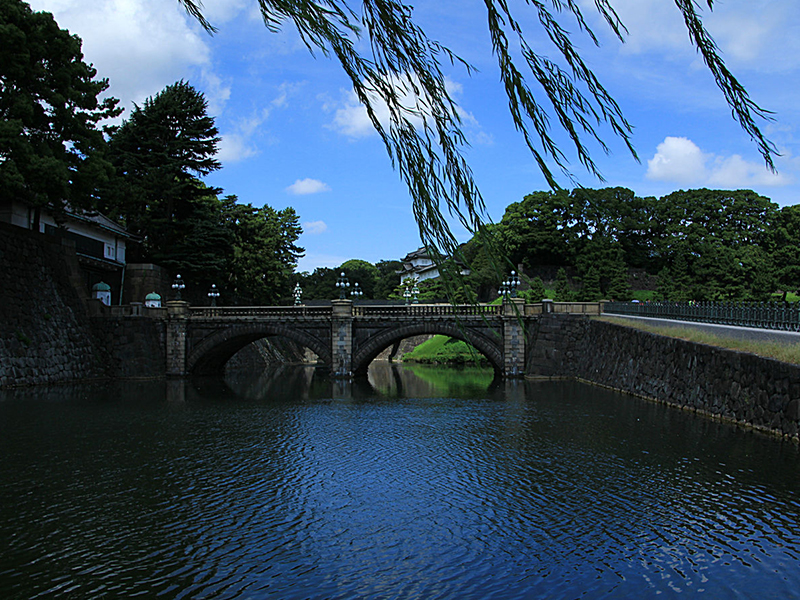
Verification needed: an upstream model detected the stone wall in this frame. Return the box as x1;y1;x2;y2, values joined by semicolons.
123;263;171;305
373;334;432;361
526;314;800;439
0;222;106;387
226;337;316;373
91;316;166;379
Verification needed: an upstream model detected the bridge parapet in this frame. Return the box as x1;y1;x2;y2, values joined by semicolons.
189;306;333;320
355;303;502;318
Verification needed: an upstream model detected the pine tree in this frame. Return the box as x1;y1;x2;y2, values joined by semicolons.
104;80;221;261
580;268;602;301
554;268;573;302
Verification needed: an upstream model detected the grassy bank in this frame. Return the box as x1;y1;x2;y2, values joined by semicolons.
597;316;800;365
402;335;489;366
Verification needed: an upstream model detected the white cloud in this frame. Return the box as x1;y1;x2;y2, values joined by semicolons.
286;179;331;195
582;0;800;73
28;0;215;113
327;74;479;140
646;137;709;184
217;85;300;163
217;132;258;164
331;94;379;138
647;136;791;188
708;155;791;188
303;220;328;235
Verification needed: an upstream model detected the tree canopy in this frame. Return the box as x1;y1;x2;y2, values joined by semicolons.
178;0;777;265
0;0;120;220
102;80;222;260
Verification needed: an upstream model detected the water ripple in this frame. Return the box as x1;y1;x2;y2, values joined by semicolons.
1;373;800;598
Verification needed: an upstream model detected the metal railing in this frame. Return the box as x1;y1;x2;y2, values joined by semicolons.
603;300;800;332
355;303;502;318
189;306;332;319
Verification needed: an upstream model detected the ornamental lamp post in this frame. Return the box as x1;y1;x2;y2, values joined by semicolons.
499;281;509;300
403;286;411;305
508;270;520;298
293;282;303;305
208;284;220;306
351;282;363;300
172;274;185;300
336;272;350;299
412;279;419;304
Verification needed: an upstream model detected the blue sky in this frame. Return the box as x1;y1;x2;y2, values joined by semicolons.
29;0;800;272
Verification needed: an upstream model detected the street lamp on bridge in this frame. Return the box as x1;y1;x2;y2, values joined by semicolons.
351;282;363;300
336;272;350;299
207;284;220;306
172;274;185;300
293;282;303;305
505;271;520;298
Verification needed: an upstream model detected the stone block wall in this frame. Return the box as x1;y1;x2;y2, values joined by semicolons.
91;317;166;379
526;314;800;439
123;263;171;305
0;222;106;387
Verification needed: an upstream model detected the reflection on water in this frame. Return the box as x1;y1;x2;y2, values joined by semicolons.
368;362;496;397
1;365;799;599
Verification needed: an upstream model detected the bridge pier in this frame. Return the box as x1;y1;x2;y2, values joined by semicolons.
503;298;526;377
331;299;353;378
166;300;189;377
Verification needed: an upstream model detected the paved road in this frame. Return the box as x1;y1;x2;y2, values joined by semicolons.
603;314;800;345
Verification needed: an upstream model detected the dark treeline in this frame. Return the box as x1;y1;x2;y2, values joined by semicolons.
1;0;303;306
460;187;800;303
293;186;800;304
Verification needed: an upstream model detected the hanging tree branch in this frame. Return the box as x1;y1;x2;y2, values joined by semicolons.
176;0;778;264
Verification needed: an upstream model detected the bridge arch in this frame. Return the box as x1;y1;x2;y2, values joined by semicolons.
352;322;503;376
186;323;331;376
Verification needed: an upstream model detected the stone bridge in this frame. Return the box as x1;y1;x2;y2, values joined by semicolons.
160;299;603;378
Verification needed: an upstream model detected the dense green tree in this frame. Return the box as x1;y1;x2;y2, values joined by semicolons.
223;199;304;305
574;236;630;299
605;253;632;301
652;189;776;257
771;205;800;300
739;245;775;302
495;190;575;269
374;260;402;299
299;267;338;301
0;0;120;224
579;268;602;302
339;259;380;299
554;268;573;302
569;187;657;270
103;80;221;260
179;0;775;267
521;276;547;303
157;187;235;301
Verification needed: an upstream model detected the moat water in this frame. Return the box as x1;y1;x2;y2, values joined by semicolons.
1;363;799;599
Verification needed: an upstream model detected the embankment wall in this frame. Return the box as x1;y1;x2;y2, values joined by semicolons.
527;314;800;439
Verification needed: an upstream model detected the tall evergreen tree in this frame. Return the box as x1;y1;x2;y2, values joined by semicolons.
223;200;304;305
579;268;602;302
0;0;120;223
103;80;220;261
